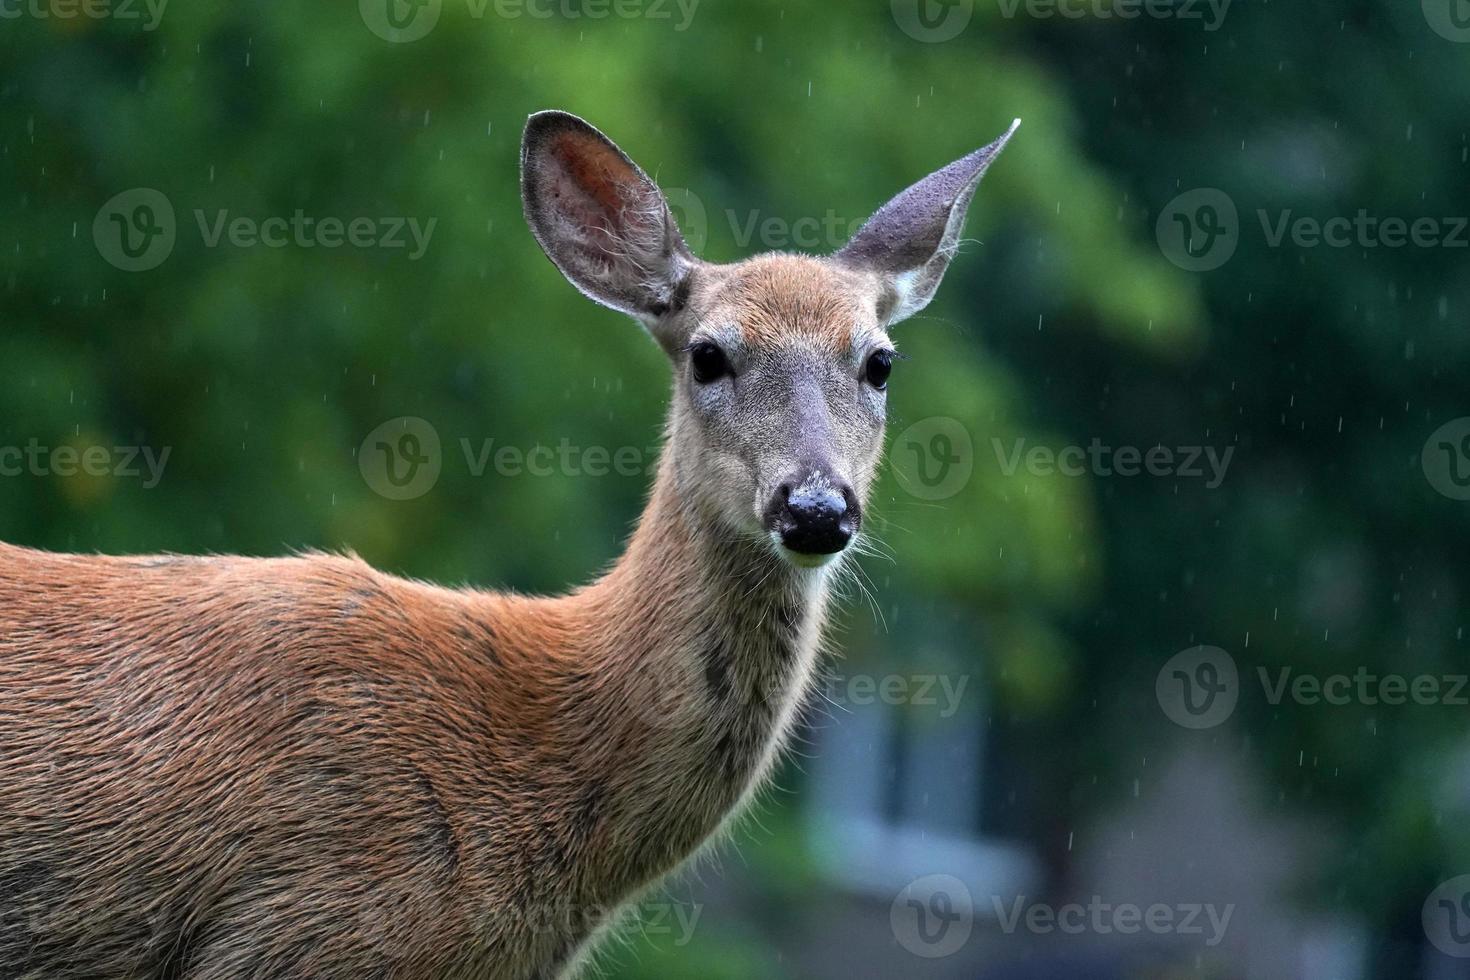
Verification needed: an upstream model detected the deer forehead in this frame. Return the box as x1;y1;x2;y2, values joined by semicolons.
694;254;888;353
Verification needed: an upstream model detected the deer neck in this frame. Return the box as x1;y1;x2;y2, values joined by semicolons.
569;451;834;887
598;455;831;726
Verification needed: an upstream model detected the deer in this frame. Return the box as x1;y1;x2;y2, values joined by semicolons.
0;109;1017;979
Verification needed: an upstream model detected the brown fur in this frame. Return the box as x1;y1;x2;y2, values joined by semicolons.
0;110;1014;979
695;254;880;349
0;461;824;978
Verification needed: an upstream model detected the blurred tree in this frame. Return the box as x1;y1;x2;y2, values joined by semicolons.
1;0;1467;976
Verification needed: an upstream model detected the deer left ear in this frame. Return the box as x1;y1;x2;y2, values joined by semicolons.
834;119;1020;325
521;110;696;330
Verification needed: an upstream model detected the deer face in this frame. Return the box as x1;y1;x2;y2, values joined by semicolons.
520;111;1017;568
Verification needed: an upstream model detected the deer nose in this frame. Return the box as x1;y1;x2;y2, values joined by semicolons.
770;476;860;556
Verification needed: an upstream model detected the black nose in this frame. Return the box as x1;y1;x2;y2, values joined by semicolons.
770;477;860;555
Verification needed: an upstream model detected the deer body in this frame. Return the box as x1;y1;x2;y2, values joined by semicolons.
0;462;821;979
0;112;1015;978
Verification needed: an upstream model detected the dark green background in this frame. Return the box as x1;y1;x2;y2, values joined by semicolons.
3;1;1468;976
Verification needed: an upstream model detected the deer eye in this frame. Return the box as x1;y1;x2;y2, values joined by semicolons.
689;342;729;384
864;350;893;390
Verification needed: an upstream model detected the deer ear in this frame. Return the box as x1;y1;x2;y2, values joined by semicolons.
521;110;695;328
835;119;1020;325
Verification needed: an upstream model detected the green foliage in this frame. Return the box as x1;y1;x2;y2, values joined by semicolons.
2;1;1468;974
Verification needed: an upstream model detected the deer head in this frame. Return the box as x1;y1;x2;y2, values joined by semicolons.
521;110;1018;569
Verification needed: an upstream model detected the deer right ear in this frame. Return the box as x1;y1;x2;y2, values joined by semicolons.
521;111;696;330
835;119;1020;326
